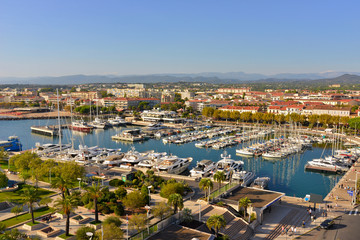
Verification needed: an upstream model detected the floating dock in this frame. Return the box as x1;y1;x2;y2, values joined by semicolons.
304;165;340;173
30;125;67;136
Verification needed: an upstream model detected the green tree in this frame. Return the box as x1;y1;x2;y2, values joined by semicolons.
0;228;41;240
76;226;97;240
199;178;213;201
238;197;252;219
51;176;72;199
102;222;124;240
103;216;122;227
129;213;147;232
114;186;127;199
86;182;103;223
20;187;41;224
54;193;79;236
213;171;226;191
181;207;193;223
168;193;184;214
0;172;8;188
0;222;5;233
152;201;171;220
206;214;226;237
0;148;9;170
123;190;147;213
39;197;52;207
11;206;23;219
160;182;185;198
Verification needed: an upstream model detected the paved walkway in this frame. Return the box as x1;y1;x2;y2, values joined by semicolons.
252;158;360;240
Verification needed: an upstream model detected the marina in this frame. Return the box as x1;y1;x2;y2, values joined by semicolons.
0;118;350;198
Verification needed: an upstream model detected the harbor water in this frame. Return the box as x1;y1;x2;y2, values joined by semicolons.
0;119;343;198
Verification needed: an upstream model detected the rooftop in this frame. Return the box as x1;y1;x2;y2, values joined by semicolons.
223;186;284;209
147;224;214;240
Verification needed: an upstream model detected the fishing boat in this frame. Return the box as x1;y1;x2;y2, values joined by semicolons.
0;136;22;151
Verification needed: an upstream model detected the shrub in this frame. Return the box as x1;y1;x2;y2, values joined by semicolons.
114;186;127;199
109;179;124;187
76;226;95;240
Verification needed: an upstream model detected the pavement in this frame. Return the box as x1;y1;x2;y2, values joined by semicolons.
250;159;360;240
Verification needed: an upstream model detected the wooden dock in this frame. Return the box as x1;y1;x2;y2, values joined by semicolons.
30;125;68;137
304;165;339;173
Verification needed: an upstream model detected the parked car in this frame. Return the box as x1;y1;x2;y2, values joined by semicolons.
320;219;334;229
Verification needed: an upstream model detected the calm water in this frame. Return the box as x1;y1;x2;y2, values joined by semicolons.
0;119;342;198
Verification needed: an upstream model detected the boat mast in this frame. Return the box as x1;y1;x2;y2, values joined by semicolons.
57;89;62;152
70;94;74;149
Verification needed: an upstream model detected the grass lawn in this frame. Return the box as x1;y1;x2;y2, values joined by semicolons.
58;233;74;239
25;220;40;226
0;160;16;172
0;183;55;203
0;206;54;227
90;220;102;225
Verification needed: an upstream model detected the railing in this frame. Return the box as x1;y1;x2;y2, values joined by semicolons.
129;212;181;240
210;182;238;200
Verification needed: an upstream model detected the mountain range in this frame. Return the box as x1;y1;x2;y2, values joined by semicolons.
0;71;359;85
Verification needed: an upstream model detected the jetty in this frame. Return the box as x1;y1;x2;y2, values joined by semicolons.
30;125;68;136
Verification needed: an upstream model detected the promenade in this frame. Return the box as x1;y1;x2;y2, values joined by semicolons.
252;158;360;240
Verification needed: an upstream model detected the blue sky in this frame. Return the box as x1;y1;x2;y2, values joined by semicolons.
0;0;359;77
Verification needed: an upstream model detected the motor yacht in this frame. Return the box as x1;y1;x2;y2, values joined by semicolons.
212;151;244;179
232;171;256;187
156;155;193;174
190;159;216;178
251;177;270;189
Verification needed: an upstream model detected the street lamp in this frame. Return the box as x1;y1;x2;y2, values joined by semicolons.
147;185;153;205
354;172;360;205
85;232;93;240
145;205;151;235
77;178;82;190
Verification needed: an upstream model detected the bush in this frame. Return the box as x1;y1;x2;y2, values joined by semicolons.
0;172;9;188
250;213;257;222
114;186;127;199
76;226;95;240
99;203;111;214
113;203;125;216
109;179;124;187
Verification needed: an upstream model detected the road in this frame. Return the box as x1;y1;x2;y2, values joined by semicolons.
297;206;360;240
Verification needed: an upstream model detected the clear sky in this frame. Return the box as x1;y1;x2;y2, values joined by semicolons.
0;0;359;77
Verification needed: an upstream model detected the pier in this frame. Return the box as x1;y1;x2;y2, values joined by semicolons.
304;165;341;174
30;125;69;136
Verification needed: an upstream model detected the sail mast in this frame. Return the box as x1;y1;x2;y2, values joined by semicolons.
57;89;62;152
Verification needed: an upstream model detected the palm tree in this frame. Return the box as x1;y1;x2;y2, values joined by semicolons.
21;187;41;224
168;193;184;214
199;178;213;202
206;214;226;237
86;181;103;223
51;176;72;199
54;193;79;236
213;171;226;192
238;197;252;219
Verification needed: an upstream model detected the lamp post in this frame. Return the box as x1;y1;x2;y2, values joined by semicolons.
354;172;359;205
147;185;153;205
49;169;52;185
77;178;82;190
145;205;151;235
85;232;93;240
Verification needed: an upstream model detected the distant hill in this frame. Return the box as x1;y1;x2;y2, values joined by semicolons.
0;72;359;85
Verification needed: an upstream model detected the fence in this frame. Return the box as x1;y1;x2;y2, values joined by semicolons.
129;212;181;240
210;182;238;200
